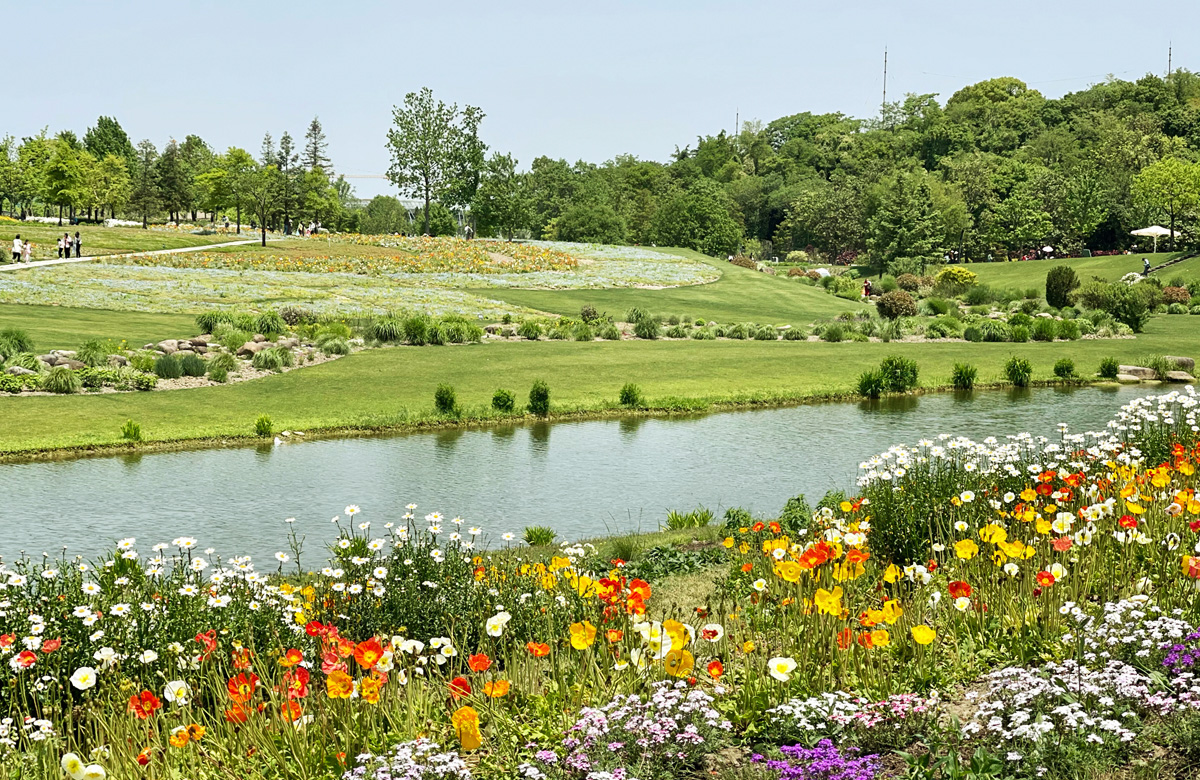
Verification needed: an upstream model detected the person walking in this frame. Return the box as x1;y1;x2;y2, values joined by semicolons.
1143;258;1151;277
21;239;31;263
56;234;64;258
73;232;81;258
11;234;21;263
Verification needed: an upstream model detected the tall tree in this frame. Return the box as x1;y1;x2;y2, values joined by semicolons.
302;117;331;172
276;132;299;232
244;163;281;247
1133;157;1200;251
179;135;214;220
385;87;486;235
985;190;1055;258
155;140;189;222
83;116;135;165
96;154;131;219
471;153;532;239
867;171;943;275
129;139;159;228
44;139;83;225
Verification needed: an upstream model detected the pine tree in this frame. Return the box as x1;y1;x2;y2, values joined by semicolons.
129;139;159;229
867;172;942;276
302;117;331;173
277;132;299;233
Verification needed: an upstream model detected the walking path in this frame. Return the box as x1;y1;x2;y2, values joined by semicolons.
0;238;279;272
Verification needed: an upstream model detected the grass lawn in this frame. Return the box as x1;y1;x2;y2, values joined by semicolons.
2;315;1196;455
488;249;867;324
946;252;1199;290
0;302;197;350
0;222;244;261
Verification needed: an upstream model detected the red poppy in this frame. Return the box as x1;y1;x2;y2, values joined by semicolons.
0;634;13;649
769;522;782;534
128;691;162;720
224;704;249;723
1036;571;1056;587
467;653;492;673
1189;520;1200;533
1052;536;1073;552
836;627;854;650
526;642;550;657
751;522;765;532
1119;515;1138;529
282;666;310;699
12;650;36;669
279;648;304;667
449;676;472;700
226;672;259;704
231;648;254;670
947;581;972;599
136;748;152;766
40;638;61;654
194;630;218;661
707;660;724;679
856;631;874;649
304;620;328;637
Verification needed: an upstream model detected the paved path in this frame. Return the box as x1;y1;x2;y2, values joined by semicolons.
0;238;278;272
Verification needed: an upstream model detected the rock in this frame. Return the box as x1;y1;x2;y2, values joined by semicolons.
1119;365;1158;380
107;354;128;367
5;366;35;376
37;354;56;365
157;339;179;354
143;343;154;350
485;324;500;334
1115;373;1143;384
175;349;195;359
193;345;208;354
190;335;211;346
1166;356;1195;372
1166;371;1196;383
56;359;85;370
1036;312;1053;318
252;334;267;343
52;350;77;358
277;337;299;349
237;341;271;357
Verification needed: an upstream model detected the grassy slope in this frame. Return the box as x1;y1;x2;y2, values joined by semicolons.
488;249;867;324
0;224;242;260
957;252;1200;289
0;303;197;350
2;315;1196;454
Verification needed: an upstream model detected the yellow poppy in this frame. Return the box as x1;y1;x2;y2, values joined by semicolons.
881;600;903;625
569;621;597;650
870;629;890;647
954;540;979;560
911;625;936;645
775;560;803;583
978;524;1007;544
452;706;482;751
814;587;843;616
663;648;695;677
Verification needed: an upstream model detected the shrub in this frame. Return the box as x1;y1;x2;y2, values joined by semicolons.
879;355;919;392
819;324;845;343
599;324;621;340
252;349;285;372
179;353;207;377
131;373;157;391
1030;318;1058;341
878;275;899;293
691;327;716;340
934;266;978;294
121;419;143;442
254;414;273;437
785;250;809;263
278;306;315;326
1163;286;1192;305
730;255;757;270
1007;312;1034;328
963;285;994;306
963;326;983;342
619;383;643;407
951;362;977;390
1097;357;1119;380
1168;302;1190;314
76;339;116;368
922;298;952;316
895;273;920;292
1053;358;1076;379
1004;355;1033;387
42;365;81;394
232;313;258;333
194;311;233;334
664;508;714;530
528;379;550;416
124;351;154;373
782;327;807;340
1010;325;1029;342
1058;319;1081;340
786;267;807;278
320;322;353;340
875;290;917;320
517;320;543;341
491;388;516;412
522;526;557;546
724;322;748;340
400;314;431;345
0;327;35;361
753;325;777;340
1045;265;1080;308
208;351;237;372
218;328;253;353
572;322;594;341
579;305;604;324
978;320;1011;342
207;364;229;383
5;352;41;372
624;307;647;323
665;324;688;339
321;338;350;356
434;384;458;416
632;317;662;340
857;369;886;398
255;311;288;338
367;316;405;342
1142;354;1174;381
154;353;183;379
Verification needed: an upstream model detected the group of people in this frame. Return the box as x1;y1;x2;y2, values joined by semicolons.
57;232;82;258
10;235;31;263
5;232;83;264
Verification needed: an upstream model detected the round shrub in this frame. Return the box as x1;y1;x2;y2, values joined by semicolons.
1191;305;1200;315
875;290;918;320
232;313;258;333
963;285;994;306
42;365;81;394
278;306;315;326
963;326;983;343
895;273;920;292
128;351;157;373
218;328;253;354
782;327;807;340
599;324;621;340
1163;286;1192;305
1168;302;1190;315
1053;358;1076;379
951;362;977;390
179;353;207;377
786;267;807;278
819;324;845;343
321;338;350;356
1009;325;1029;343
753;326;778;341
207;364;229;383
922;298;952;316
619;383;643;407
1045;265;1080;309
517;321;543;341
572;323;594;341
1030;318;1058;342
632;318;662;340
1058;319;1080;340
666;324;688;339
528;380;550;416
879;355;919;392
76;339;115;368
0;327;35;361
1098;357;1120;379
785;250;809;263
1004;356;1033;387
1007;312;1034;328
934;266;978;294
691;327;716;340
857;369;886;398
492;388;516;412
402;315;432;345
6;352;41;372
154;353;183;379
434;384;458;416
979;320;1011;343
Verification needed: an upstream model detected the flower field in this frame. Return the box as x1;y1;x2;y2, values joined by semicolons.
5;390;1200;779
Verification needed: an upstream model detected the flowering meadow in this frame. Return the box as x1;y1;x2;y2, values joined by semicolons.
5;390;1200;779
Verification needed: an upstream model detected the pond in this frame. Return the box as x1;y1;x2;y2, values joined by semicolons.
0;385;1154;563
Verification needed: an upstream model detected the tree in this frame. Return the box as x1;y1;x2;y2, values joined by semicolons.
1133;157;1200;251
178;135;214;220
358;195;412;234
276;132;300;233
44;139;83;224
651;178;742;256
155;140;189;222
83;117;135;166
0;136;20;215
129;140;160;228
867;172;943;275
774;179;865;258
244;164;281;247
302;117;331;172
985;191;1055;257
385;87;486;235
95;154;131;218
472;153;532;239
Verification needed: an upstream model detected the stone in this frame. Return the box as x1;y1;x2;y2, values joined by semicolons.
1166;356;1195;372
107;354;129;367
1166;371;1196;383
56;359;85;370
1118;365;1157;380
277;337;299;349
237;341;271;357
252;334;267;343
193;345;208;354
1036;312;1053;318
52;350;77;358
157;339;179;354
5;366;35;376
485;325;500;335
1115;374;1143;384
190;335;210;346
37;354;55;365
175;349;195;359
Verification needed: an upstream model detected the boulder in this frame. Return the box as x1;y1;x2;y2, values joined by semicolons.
252;334;267;343
1118;365;1157;380
56;359;85;370
277;337;299;349
52;350;77;358
107;354;129;367
193;345;208;354
1036;312;1053;318
37;354;56;365
484;324;500;335
5;366;35;376
1115;374;1143;384
175;349;195;359
157;339;179;354
189;335;211;346
1166;371;1196;383
1166;356;1195;372
237;341;271;357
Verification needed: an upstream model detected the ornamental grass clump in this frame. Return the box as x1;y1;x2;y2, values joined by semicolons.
41;364;81;394
434;384;459;416
951;362;977;390
1004;355;1033;387
154;353;183;379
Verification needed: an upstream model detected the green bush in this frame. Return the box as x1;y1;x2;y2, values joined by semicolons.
876;290;918;320
5;352;41;372
76;339;116;368
624;307;647;323
599;324;621;340
252;349;285;372
278;306;315;326
963;326;983;342
895;273;919;292
979;320;1011;342
934;266;978;295
632;317;662;340
195;311;233;334
0;327;35;361
491;388;515;412
208;351;237;372
1058;319;1080;340
321;338;350;356
178;353;206;377
400;314;432;345
1030;318;1058;342
232;313;258;333
857;369;886;398
879;355;919;392
1054;358;1077;379
1168;302;1190;314
42;365;81;394
951;362;977;390
1045;265;1080;308
121;419;143;442
207;364;229;383
254;414;273;437
691;327;716;340
572;322;594;341
1142;355;1174;381
1098;357;1120;379
528;379;550;416
1004;356;1033;387
819;324;845;343
724;323;748;340
1010;325;1029;342
922;298;952;316
664;508;714;530
218;329;253;354
963;285;994;306
753;325;778;340
367;316;405;342
665;324;688;339
255;311;288;338
154;353;183;379
320;322;353;340
522;526;557;547
619;383;643;407
131;373;157;391
782;327;806;340
517;320;543;340
434;383;458;416
580;305;603;324
1007;312;1034;328
878;275;899;293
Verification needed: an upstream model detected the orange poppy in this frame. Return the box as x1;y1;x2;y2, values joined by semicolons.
483;679;510;697
226;672;258;704
1036;571;1056;587
526;642;550;657
231;648;254;670
467;653;492;673
128;691;161;720
353;638;384;669
947;581;972;599
359;675;383;704
449;676;472;699
279;648;304;667
606;629;624;643
326;670;354;699
707;660;724;679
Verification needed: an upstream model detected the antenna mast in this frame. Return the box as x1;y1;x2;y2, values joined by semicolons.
882;47;888;108
1168;42;1172;76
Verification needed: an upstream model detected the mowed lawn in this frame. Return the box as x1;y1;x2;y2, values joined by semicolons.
0;223;242;261
2;315;1197;454
958;252;1199;289
489;249;868;324
0;303;196;350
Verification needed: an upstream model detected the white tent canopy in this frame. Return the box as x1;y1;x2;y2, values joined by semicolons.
1130;225;1179;252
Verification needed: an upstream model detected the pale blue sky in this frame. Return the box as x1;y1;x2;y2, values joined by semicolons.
9;0;1197;198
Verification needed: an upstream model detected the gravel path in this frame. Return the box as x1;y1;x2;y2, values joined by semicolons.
0;238;280;272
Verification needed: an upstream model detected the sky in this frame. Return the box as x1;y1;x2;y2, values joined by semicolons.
9;0;1197;199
